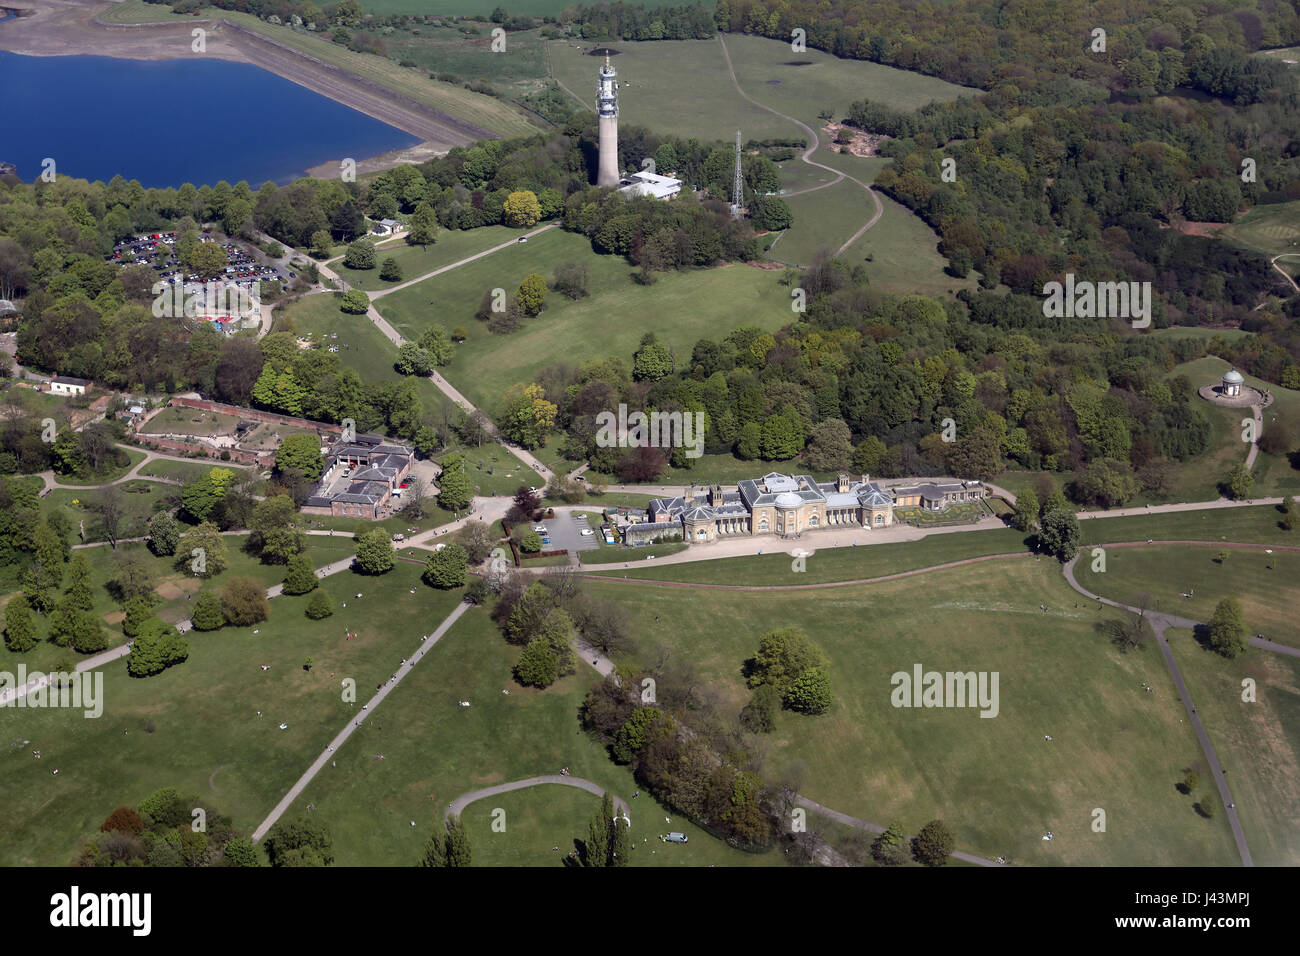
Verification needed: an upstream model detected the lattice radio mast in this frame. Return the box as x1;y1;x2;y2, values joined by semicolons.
731;130;743;217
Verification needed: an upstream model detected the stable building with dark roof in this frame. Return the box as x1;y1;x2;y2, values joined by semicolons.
302;434;414;519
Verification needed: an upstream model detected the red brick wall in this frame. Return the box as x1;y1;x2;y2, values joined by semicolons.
134;436;271;466
168;397;345;436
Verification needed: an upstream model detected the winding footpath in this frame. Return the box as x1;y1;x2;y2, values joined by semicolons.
794;795;1002;867
1062;554;1253;867
445;775;629;822
1270;254;1300;293
716;33;884;259
276;234;557;483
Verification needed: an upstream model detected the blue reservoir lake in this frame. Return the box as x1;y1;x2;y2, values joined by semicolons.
0;50;421;187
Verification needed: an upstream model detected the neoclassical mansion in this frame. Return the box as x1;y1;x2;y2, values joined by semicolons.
626;472;987;545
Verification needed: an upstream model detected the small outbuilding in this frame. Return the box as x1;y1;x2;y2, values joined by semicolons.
48;376;89;396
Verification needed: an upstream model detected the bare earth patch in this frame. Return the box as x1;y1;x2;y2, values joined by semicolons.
155;577;200;601
821;122;888;157
1169;220;1229;238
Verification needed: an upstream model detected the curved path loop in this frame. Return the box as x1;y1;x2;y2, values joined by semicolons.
1062;555;1253;867
1270;254;1300;293
716;33;884;258
445;775;629;822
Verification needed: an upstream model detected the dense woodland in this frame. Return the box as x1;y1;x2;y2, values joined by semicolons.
498;249;1299;507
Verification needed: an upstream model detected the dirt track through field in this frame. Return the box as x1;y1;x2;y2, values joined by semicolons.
716;32;884;257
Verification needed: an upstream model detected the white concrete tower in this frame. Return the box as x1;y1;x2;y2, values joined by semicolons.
596;55;619;187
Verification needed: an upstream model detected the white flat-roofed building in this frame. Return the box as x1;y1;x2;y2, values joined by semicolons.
618;170;683;200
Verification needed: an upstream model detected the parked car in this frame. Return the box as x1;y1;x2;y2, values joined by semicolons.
579;529;594;537
664;832;688;844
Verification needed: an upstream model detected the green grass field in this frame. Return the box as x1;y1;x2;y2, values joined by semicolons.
548;35;972;144
723;33;975;129
1219;199;1300;260
0;559;462;866
138;406;242;439
213;10;540;139
0;535;360;686
44;447;148;488
40;482;170;546
95;0;198;23
770;177;972;296
1079;504;1299;548
1170;357;1300;499
583;524;1030;585
1165;627;1300;867
363;23;550;99
578;537;690;564
376;228;791;415
451;442;545;498
281;605;779;866
332;225;519;291
274;291;458;424
1077;542;1300;648
136;458;254;484
586;558;1240;865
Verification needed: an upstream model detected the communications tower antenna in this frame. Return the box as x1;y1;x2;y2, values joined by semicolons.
731;130;743;217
